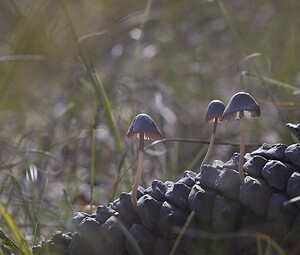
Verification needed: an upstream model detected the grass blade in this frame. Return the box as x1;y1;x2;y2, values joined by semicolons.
59;0;123;156
116;220;143;255
32;178;48;246
256;236;263;255
132;0;153;82
59;0;125;200
169;210;195;255
254;232;286;255
0;204;31;255
10;175;35;238
217;0;292;125
90;110;96;210
92;72;123;156
241;71;299;91
0;229;23;255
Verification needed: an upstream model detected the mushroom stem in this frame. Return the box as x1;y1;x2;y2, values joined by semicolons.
200;118;218;173
239;112;245;182
131;132;144;207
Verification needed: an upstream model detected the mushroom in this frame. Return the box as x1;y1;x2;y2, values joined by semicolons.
200;100;225;173
127;113;163;206
221;92;260;182
286;123;300;141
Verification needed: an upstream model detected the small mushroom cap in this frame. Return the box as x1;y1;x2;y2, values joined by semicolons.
205;100;225;123
286;123;300;140
127;113;163;140
221;92;260;120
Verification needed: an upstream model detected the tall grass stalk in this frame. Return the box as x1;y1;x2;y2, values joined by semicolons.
241;71;299;92
94;73;127;201
169;210;195;255
58;0;123;155
32;178;48;246
0;229;23;255
90;99;96;210
145;138;261;149
0;204;31;255
119;138;259;185
217;0;292;125
116;220;144;255
217;0;247;56
59;0;125;201
11;175;35;238
132;0;153;83
256;236;263;255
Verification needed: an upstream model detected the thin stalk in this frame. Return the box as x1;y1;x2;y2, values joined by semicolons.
93;73;123;156
59;0;126;201
33;178;48;245
131;133;144;207
256;236;263;255
169;211;196;255
10;176;35;237
217;0;247;56
119;137;261;183
218;0;289;126
90;124;96;210
241;71;299;91
147;138;261;148
94;71;128;201
59;0;123;154
90;90;97;210
0;204;31;255
132;0;152;83
0;229;23;255
239;112;245;182
118;138;261;187
116;220;144;255
200;118;218;173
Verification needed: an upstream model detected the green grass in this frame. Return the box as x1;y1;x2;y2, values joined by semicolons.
0;204;31;255
0;0;299;254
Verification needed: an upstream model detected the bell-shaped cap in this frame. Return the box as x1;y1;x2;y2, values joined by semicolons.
221;92;260;120
205;100;225;123
286;123;300;140
127;113;163;140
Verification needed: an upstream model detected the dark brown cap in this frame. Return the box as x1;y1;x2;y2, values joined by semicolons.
205;100;225;123
127;113;163;140
286;123;300;140
221;92;260;120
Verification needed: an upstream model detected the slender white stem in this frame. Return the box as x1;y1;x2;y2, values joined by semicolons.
131;150;144;207
131;133;145;207
239;113;245;182
200;118;218;173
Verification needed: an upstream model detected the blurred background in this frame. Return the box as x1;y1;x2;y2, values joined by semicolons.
0;0;300;242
